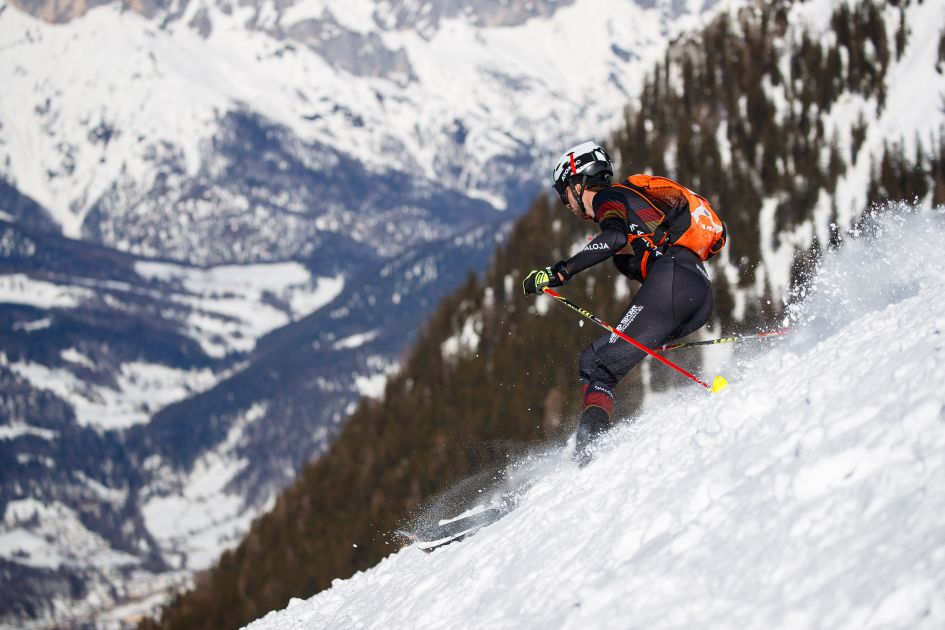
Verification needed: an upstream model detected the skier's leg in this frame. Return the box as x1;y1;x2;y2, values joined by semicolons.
664;254;714;343
575;249;712;458
575;266;675;455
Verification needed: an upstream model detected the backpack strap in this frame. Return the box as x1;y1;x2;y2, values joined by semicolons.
611;182;672;257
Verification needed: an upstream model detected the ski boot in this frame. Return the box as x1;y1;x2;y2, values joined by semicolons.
573;406;612;467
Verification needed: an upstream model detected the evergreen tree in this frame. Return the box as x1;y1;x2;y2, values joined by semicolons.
895;7;909;61
938;26;945;73
932;131;945;205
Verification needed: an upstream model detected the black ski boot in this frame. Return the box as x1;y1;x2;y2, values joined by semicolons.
574;406;612;467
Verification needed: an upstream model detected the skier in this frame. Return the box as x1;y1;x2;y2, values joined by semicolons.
522;141;726;461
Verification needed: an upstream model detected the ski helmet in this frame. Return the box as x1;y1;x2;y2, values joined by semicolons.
552;141;614;207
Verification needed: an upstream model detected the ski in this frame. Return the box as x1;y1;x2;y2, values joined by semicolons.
401;497;517;553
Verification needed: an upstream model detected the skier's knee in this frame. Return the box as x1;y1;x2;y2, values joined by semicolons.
578;343;598;379
579;341;619;390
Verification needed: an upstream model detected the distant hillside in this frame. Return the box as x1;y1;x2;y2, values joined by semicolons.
146;0;945;628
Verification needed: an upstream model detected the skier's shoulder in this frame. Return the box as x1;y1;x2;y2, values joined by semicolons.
593;184;628;205
591;185;630;221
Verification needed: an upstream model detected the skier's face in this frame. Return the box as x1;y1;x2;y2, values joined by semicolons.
564;183;593;221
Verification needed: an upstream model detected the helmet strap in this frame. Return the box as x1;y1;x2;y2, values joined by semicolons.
569;175;590;219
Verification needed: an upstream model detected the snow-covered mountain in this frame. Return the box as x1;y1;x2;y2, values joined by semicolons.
0;0;719;262
247;205;945;630
0;0;737;625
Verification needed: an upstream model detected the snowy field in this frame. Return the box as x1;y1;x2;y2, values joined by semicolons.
0;260;342;430
141;402;275;572
247;206;945;629
134;260;344;358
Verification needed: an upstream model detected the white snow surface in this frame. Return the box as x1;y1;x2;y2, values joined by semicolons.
1;499;138;571
0;260;342;431
0;273;94;308
8;360;218;430
353;354;399;399
135;260;345;357
248;206;945;629
142;402;272;571
440;312;482;361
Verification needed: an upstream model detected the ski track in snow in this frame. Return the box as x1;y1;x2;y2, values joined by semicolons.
247;207;945;630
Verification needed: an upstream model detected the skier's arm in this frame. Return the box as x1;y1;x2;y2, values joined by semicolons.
554;213;628;281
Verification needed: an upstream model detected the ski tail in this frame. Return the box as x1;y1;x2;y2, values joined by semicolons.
405;499;516;552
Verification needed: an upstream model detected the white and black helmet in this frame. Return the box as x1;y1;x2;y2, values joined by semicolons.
552;141;614;205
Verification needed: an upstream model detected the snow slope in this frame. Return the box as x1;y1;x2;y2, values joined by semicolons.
248;205;945;629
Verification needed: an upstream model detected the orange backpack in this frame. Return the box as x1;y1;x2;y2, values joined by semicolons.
615;174;727;261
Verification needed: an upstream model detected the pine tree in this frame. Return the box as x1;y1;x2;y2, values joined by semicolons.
932;131;945;205
895;7;909;61
938;26;945;73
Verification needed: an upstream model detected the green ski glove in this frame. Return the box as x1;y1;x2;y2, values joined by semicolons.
522;265;564;297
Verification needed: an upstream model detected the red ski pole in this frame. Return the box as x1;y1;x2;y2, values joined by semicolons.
541;288;728;393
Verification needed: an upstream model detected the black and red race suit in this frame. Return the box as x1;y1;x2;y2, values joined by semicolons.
555;177;721;415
